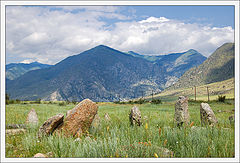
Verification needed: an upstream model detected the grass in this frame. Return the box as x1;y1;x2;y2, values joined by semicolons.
5;100;235;158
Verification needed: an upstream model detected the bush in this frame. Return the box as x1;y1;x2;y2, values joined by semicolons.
6;94;9;105
134;98;147;104
151;99;162;104
59;102;66;106
218;95;226;102
15;99;21;104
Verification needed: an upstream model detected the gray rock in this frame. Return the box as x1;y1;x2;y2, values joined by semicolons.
38;113;64;138
229;114;234;125
6;129;26;135
129;106;142;126
6;124;26;129
91;114;101;129
26;109;38;124
174;96;189;127
200;103;218;126
154;146;174;158
104;113;111;121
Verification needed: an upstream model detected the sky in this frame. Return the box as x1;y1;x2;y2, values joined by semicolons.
6;5;234;64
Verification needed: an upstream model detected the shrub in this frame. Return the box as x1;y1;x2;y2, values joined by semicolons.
134;98;147;104
59;102;66;106
151;99;162;104
218;95;226;102
15;99;21;104
6;94;9;105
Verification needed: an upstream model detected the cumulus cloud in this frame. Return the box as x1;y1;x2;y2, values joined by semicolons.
6;6;234;64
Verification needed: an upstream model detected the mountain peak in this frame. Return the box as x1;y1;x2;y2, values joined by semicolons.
186;49;198;53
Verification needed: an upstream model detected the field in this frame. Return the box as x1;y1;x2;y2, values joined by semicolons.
5;99;235;158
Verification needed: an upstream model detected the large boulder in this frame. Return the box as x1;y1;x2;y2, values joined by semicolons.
200;103;218;126
129;106;142;126
174;96;189;127
58;99;98;137
38;113;64;138
26;109;38;125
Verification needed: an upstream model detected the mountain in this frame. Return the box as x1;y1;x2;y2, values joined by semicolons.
6;45;206;101
170;43;234;89
6;62;52;80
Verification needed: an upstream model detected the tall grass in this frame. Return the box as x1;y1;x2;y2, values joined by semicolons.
5;101;235;158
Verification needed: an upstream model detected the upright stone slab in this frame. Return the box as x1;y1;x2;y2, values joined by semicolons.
200;103;218;126
91;114;101;129
104;113;111;121
38;113;64;138
129;106;142;126
26;109;38;125
174;96;189;127
59;99;98;137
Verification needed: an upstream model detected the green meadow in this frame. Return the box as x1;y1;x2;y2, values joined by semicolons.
5;99;235;158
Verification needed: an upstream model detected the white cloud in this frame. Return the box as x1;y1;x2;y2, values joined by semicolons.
6;6;234;64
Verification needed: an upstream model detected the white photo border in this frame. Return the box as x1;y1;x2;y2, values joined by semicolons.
1;1;239;162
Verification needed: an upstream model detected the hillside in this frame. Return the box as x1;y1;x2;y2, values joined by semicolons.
170;43;234;89
6;62;52;80
6;45;206;101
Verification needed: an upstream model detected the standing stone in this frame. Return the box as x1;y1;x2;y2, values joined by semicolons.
174;96;189;127
58;99;98;137
26;109;38;124
200;103;218;126
104;113;111;121
91;114;101;129
129;106;142;126
38;113;64;138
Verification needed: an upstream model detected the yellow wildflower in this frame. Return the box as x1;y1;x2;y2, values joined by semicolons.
163;139;167;146
148;141;151;146
154;153;158;158
145;123;148;130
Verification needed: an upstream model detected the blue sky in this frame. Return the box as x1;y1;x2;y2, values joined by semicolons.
6;5;234;64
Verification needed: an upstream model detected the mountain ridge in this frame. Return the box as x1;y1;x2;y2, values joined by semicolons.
6;45;207;101
169;42;234;90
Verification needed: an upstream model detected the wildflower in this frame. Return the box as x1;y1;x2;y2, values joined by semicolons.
115;152;119;158
163;139;167;146
190;122;194;127
126;154;128;158
145;123;148;130
154;153;158;158
107;126;109;132
148;141;152;146
158;128;161;136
